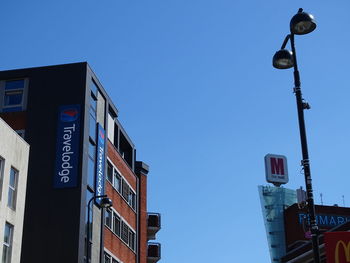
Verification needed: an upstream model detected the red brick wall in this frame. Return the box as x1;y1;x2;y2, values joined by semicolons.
0;112;27;130
104;141;137;263
138;172;147;263
104;227;136;263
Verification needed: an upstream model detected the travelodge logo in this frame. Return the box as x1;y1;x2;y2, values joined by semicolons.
60;108;79;122
54;105;81;189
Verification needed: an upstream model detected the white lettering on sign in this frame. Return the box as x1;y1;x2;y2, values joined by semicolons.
58;124;76;183
96;145;104;195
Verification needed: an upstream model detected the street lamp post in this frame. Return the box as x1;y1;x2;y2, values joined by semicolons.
272;8;320;263
86;195;113;263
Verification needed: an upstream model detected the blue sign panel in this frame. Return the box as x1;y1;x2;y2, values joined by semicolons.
54;105;81;188
298;213;350;227
95;124;106;205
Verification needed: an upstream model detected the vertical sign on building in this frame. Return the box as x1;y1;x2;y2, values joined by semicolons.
95;124;106;205
54;105;81;188
264;154;289;186
325;232;350;263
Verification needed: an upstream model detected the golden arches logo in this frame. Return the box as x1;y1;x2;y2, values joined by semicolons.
335;240;350;263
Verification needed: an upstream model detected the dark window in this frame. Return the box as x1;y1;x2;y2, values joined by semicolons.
105;209;112;229
112;259;119;263
87;158;95;189
90;95;97;114
89;79;98;97
128;189;136;210
89;114;96;141
122;179;129;200
4;91;23;106
5;80;24;90
121;222;129;243
88;141;96;160
7;167;18;210
113;213;121;237
107;161;113;183
0;157;4;200
104;252;111;263
3;222;13;263
85;190;94;237
1;79;26;112
128;230;135;251
113;170;121;193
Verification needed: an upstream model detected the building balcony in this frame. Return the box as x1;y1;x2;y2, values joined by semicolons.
147;213;161;240
147;242;161;263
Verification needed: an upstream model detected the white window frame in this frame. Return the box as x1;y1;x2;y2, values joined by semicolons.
0;79;29;112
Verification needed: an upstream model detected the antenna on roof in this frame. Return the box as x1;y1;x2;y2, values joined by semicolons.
342;195;345;207
320;193;323;205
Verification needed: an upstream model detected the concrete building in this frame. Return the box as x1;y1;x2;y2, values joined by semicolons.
0;117;29;263
0;63;161;263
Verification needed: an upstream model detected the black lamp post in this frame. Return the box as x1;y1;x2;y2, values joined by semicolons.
86;195;113;263
272;8;320;263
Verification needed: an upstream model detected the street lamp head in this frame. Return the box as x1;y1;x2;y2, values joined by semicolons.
290;11;316;35
273;49;294;69
100;197;113;208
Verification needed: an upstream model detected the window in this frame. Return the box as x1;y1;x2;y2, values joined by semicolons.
89;89;97;141
87;158;95;190
128;229;135;251
122;180;129;200
104;252;111;263
15;130;25;138
0;158;4;200
89;79;98;97
113;213;121;237
104;210;136;251
121;221;129;244
128;189;136;210
0;79;27;112
107;161;113;183
105;209;112;229
113;170;121;193
7;167;18;210
107;159;136;210
2;223;13;263
104;251;120;263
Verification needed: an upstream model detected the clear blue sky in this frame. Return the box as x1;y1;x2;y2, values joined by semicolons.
1;1;350;262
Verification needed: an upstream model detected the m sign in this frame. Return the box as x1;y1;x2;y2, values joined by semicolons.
264;154;288;186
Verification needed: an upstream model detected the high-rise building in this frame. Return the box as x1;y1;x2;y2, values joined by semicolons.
0;117;29;263
258;185;297;263
0;63;161;263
